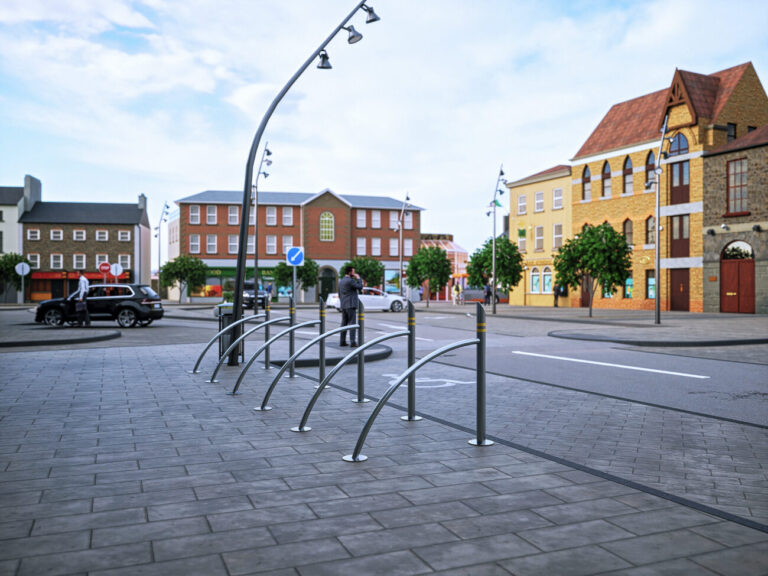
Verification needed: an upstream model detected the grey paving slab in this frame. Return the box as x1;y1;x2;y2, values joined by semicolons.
297;550;431;576
601;529;725;564
499;545;631;576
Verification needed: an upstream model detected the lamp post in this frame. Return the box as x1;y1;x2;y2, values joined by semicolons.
228;1;381;365
394;193;410;296
652;115;669;325
154;202;169;298
250;144;272;292
486;164;506;315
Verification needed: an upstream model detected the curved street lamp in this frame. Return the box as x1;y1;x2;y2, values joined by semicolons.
228;2;381;365
487;164;506;315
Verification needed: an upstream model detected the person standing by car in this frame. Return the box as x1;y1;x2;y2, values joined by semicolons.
483;283;491;306
338;265;362;347
76;271;90;326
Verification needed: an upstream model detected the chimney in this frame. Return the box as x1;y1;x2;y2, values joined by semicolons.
23;175;41;212
138;193;147;211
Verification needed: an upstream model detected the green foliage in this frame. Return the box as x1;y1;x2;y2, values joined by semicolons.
553;222;632;317
160;256;208;303
271;262;293;289
296;257;319;290
221;291;234;302
722;245;752;260
405;246;452;303
343;256;385;287
466;236;523;291
0;253;30;290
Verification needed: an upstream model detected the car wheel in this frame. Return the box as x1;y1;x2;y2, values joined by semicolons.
117;308;137;328
137;319;153;327
44;308;64;326
390;300;404;312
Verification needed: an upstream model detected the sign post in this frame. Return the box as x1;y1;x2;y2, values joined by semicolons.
110;263;124;282
98;261;111;283
286;246;304;302
14;262;30;304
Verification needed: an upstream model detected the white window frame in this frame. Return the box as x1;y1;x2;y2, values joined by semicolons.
266;206;277;226
553;188;563;210
553;223;563;249
206;205;217;225
189;205;200;225
389;211;398;230
118;230;131;242
518;237;526;253
228;235;238;254
534;191;544;212
247;235;255;254
96;254;109;266
73;254;86;269
534;226;544;251
27;229;40;241
282;235;293;254
356;237;366;256
228;206;239;226
248;206;255;226
530;267;540;293
282;207;293;226
357;209;366;229
73;229;86;241
266;235;277;254
118;254;131;269
404;211;413;230
96;230;109;242
319;212;334;242
389;238;399;257
28;254;40;269
50;254;63;269
371;237;381;256
189;234;200;254
50;229;63;241
371;210;381;229
517;195;527;215
404;238;413;257
206;234;217;254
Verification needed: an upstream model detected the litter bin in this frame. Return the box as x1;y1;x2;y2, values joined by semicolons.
215;303;242;361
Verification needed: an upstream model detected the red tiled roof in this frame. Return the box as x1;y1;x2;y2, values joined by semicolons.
573;63;752;160
707;124;768;156
507;165;571;187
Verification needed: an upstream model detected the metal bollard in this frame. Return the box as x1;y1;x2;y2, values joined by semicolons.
289;297;296;378
264;299;271;370
401;301;421;421
319;300;326;383
353;302;369;403
469;302;493;447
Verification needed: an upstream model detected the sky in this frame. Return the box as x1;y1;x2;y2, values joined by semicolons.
1;0;767;270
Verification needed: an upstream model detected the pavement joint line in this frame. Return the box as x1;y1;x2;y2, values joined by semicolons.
305;371;768;535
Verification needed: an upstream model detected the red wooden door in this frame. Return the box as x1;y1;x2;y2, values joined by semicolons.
740;259;755;314
670;268;689;311
721;259;755;313
669;215;690;258
581;276;591;307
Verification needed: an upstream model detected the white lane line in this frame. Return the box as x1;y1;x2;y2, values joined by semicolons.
296;331;321;336
512;351;710;379
374;330;432;342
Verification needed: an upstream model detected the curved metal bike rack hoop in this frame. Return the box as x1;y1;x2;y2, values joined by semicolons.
232;320;320;396
343;338;479;462
292;329;410;433
258;325;358;411
207;317;290;383
188;313;266;374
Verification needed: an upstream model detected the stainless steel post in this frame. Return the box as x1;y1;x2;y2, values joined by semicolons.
401;301;421;421
319;300;326;383
289;296;296;378
354;301;369;403
264;299;271;370
469;302;493;447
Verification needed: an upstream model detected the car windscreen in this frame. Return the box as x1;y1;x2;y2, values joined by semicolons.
138;285;160;299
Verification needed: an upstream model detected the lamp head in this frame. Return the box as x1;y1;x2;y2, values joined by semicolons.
362;4;380;23
720;223;728;230
265;147;272;156
264;159;272;166
344;25;363;44
317;50;332;69
261;171;269;178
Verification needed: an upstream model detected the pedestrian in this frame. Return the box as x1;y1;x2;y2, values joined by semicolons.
553;284;559;307
452;283;461;305
338;265;362;347
483;283;491;306
76;271;90;326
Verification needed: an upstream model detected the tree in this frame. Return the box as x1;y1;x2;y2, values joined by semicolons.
553;222;632;317
405;246;451;307
0;253;30;291
344;256;385;287
466;236;523;293
160;256;208;303
271;258;318;299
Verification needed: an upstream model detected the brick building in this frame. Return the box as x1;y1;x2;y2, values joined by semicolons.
169;189;422;301
570;62;768;312
702;124;768;313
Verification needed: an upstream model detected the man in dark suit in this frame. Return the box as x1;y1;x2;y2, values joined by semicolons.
338;265;363;347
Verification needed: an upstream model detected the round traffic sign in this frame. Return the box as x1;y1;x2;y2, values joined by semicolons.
99;262;111;273
286;246;305;266
110;263;124;277
15;262;30;276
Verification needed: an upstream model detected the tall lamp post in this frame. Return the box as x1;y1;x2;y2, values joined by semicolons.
651;115;669;325
393;193;410;296
228;1;381;365
250;144;273;290
486;164;506;315
154;202;169;298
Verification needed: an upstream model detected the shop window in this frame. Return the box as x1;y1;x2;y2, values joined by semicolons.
646;270;655;299
542;267;552;293
623;273;633;298
530;267;540;293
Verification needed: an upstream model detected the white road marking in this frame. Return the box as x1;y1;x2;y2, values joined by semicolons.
512;351;710;379
296;331;321;336
373;330;432;342
382;373;473;388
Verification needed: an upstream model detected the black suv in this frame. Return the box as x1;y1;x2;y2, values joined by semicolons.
242;280;268;309
35;284;164;328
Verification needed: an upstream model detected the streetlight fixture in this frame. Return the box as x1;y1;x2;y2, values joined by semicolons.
652;115;669;325
392;193;411;296
487;164;506;315
228;1;381;365
154;202;169;298
251;143;273;294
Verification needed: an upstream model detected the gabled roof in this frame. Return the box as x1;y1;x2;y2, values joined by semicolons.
19;202;149;226
0;186;23;206
507;165;571;188
176;190;424;211
573;62;753;160
706;124;768;157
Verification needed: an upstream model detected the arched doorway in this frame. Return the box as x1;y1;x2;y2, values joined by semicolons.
319;267;337;303
720;241;754;313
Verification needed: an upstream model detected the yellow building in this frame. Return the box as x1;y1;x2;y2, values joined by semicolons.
570;62;768;312
505;165;572;307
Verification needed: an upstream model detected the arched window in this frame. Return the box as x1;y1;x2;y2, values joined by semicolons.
319;212;335;242
623;157;633;195
668;133;689;156
623;219;633;246
542;267;552;293
645;216;655;245
530;267;540;293
582;166;591;201
645;151;656;188
601;162;611;198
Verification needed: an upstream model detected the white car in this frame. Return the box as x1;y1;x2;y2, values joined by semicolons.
326;287;407;312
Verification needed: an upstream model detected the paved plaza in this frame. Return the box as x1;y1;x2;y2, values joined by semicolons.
0;305;767;575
